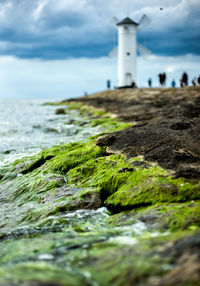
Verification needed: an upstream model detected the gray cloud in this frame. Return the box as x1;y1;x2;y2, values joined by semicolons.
0;0;199;59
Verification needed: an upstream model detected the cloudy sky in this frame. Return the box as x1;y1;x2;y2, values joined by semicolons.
0;0;200;99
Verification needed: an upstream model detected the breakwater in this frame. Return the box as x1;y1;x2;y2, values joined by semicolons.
0;88;200;286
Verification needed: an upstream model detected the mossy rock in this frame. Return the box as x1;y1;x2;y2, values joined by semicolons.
105;169;200;212
106;202;200;232
67;154;200;213
0;262;89;286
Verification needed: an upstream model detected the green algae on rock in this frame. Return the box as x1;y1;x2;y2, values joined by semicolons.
1;91;200;286
67;153;200;212
1;228;199;286
106;202;200;232
1;136;199;231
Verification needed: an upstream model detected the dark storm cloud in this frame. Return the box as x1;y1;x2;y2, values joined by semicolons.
4;42;110;60
43;11;86;29
138;26;200;56
0;0;199;59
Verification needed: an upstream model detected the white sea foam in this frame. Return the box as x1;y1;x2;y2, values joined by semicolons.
109;236;138;245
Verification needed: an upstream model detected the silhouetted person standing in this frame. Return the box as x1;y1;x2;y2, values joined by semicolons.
191;77;196;86
158;73;163;86
148;78;152;88
158;73;166;87
180;72;188;87
107;79;111;89
171;79;176;88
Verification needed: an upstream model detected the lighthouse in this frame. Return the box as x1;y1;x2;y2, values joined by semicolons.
117;17;138;87
110;14;151;88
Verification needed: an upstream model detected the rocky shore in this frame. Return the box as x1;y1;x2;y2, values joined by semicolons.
68;87;200;177
0;87;199;286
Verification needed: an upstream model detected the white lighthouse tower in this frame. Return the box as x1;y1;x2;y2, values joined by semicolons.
110;15;151;88
117;17;138;87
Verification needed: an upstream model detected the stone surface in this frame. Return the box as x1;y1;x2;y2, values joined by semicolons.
96;119;200;176
67;87;200;178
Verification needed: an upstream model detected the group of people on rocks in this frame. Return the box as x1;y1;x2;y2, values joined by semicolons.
106;72;200;89
175;72;200;88
147;72;200;88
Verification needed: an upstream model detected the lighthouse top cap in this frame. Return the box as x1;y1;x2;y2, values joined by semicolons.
116;17;138;26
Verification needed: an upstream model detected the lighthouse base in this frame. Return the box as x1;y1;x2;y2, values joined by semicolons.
117;83;137;89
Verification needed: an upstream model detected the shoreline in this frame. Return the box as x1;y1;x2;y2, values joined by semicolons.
66;86;200;177
0;87;199;285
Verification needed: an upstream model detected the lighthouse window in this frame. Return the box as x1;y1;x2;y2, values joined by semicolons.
124;26;129;31
127;52;130;56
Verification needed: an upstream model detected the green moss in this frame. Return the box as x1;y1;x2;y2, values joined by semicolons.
1;137;199;229
67;155;134;196
155;202;200;231
43;101;68;106
90;117;131;132
106;202;200;232
81;239;165;286
0;262;88;286
46;141;107;173
67;154;199;212
8;172;65;202
64;102;132;132
0;143;72;177
0;141;108;226
106;211;137;227
0;209;199;286
67;102;108;117
105;167;199;211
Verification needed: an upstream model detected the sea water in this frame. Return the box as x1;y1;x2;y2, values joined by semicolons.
0;99;100;166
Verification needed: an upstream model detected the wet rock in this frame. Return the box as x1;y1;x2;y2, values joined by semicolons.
118;168;134;173
0;226;62;242
78;121;89;126
3;149;15;154
132;202;200;232
55;108;66;115
154;232;200;286
130;161;150;169
43;127;59;133
96;133;116;146
173;166;200;179
68;119;75;124
41;186;79;204
41;185;102;211
32;124;41;129
96;119;200;175
68;189;102;210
